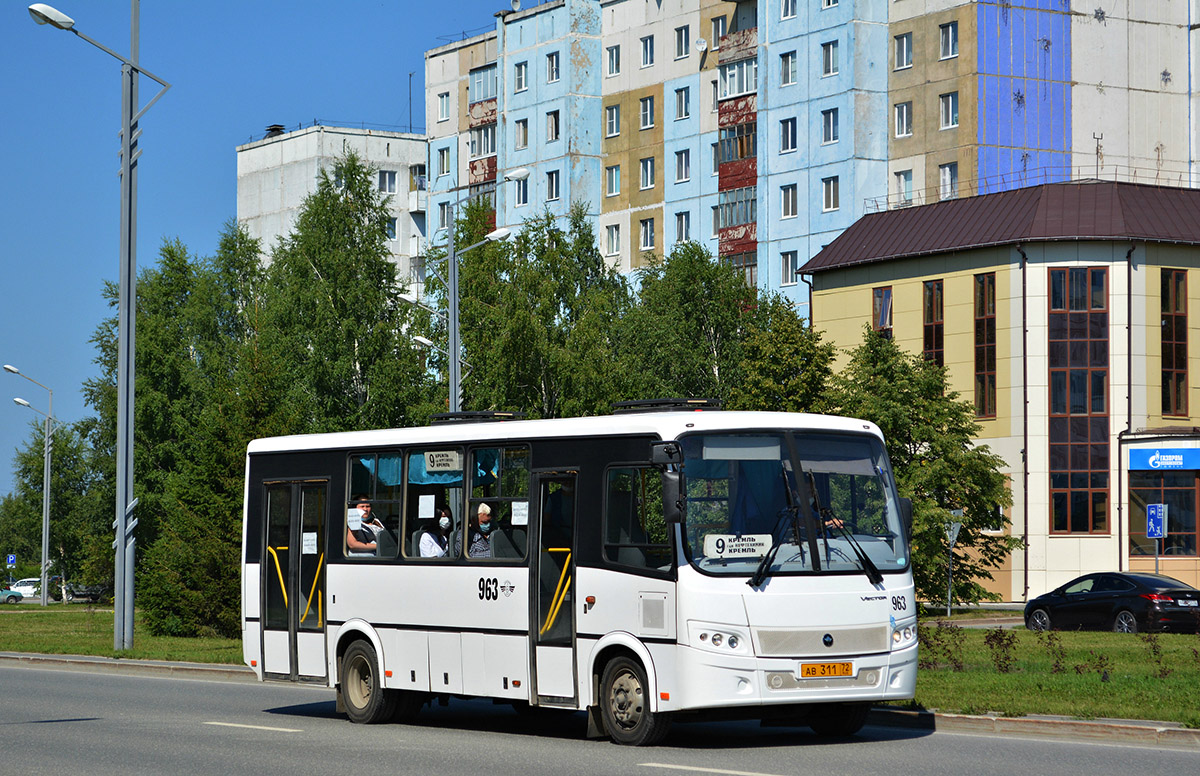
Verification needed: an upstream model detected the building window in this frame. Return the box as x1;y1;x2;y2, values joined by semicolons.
439;201;452;230
725;252;758;287
1048;267;1110;534
717;186;757;229
717;122;757;163
781;251;799;286
514;118;528;150
607;45;621;76
546;110;560;141
1162;269;1188;416
781;184;797;218
640;157;655;189
605;105;620;137
546;51;560;83
940;92;959;129
514;61;528;92
712;16;726;48
676;211;691;242
1130;472;1198;556
640;218;655;250
640;96;655;129
605;165;620;197
675;87;690;120
378;170;397;193
437;92;450;122
513;177;528;206
894;102;913;137
675;25;690;59
437;147;450;176
822;108;839;144
822;176;840;211
675;149;691;182
641;35;655;67
782;0;797;19
895;169;913;206
939;162;959;200
975;273;996;417
718;58;758;99
924;279;944;366
386;217;397;240
780;117;797;153
711;80;719;111
543;170;558;202
781;51;797;85
873;286;893;337
468;124;497;159
469;64;497;103
711;205;720;237
822;0;838;7
940;21;959;60
822;41;839;76
895;33;912;70
606;224;620;256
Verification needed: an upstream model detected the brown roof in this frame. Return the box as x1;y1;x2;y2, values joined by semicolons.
802;180;1200;273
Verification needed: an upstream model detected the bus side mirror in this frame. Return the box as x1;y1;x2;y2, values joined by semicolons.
663;470;684;524
650;441;682;465
898;497;913;541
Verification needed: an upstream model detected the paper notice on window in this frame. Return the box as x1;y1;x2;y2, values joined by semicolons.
703;533;771;558
347;508;363;530
302;532;318;555
511;501;529;526
419;494;435;519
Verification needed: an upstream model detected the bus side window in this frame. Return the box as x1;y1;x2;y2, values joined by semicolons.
470;446;530;560
346;453;403;559
403;448;465;559
604;467;672;572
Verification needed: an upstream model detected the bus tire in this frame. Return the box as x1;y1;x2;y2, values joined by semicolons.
809;702;871;737
600;656;671;746
340;640;396;724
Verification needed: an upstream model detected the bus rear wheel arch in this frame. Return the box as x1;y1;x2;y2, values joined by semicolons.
598;655;671;746
339;639;397;724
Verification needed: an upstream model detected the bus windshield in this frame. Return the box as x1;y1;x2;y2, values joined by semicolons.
680;431;909;578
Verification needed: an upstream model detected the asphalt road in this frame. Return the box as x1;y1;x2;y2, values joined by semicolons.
1;664;1196;776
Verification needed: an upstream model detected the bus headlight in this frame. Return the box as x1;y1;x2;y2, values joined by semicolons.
690;622;750;654
891;622;917;650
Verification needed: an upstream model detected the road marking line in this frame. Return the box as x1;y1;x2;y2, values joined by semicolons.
204;721;302;733
640;764;791;776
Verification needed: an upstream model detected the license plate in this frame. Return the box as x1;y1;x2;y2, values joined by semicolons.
1180;599;1198;607
799;662;853;678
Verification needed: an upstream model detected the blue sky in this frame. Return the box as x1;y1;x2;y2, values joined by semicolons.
0;0;505;490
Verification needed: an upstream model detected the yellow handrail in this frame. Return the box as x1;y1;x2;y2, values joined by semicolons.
266;546;288;608
539;548;572;636
300;552;324;626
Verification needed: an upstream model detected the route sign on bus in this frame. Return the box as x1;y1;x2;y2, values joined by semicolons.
703;533;771;558
1147;504;1167;539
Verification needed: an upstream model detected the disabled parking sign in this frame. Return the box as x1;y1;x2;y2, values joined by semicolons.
1147;504;1167;539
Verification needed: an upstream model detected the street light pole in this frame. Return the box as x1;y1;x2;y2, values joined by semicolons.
6;365;53;607
29;2;171;649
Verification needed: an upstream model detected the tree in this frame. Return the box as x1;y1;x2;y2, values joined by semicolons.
728;293;837;414
829;326;1020;606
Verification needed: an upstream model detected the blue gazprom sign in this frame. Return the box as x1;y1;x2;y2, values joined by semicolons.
1129;448;1200;470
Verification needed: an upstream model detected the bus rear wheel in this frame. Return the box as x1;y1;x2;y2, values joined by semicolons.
600;656;671;746
340;640;396;724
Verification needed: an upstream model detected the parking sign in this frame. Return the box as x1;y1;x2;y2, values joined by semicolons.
1147;504;1167;539
5;554;14;567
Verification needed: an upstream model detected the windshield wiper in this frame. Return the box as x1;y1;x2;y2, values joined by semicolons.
808;473;884;585
748;465;802;588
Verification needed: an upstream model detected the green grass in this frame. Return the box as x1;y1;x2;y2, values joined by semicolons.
905;622;1200;727
0;604;242;664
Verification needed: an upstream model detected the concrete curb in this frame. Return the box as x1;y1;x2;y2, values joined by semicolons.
3;652;1197;748
868;708;1200;749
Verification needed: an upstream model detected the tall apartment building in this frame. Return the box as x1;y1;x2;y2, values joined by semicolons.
236;124;428;287
425;1;1196;308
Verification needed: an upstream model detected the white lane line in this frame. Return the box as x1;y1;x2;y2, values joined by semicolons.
640;764;792;776
204;721;302;733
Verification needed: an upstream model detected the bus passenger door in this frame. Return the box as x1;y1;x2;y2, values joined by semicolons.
262;480;329;683
531;473;577;704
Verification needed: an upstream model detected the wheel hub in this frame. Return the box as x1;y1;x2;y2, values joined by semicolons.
609;671;643;728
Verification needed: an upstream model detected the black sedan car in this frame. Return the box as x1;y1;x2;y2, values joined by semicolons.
1024;572;1200;633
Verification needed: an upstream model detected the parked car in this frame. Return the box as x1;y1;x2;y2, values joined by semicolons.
1;584;22;604
10;578;39;598
1025;572;1200;634
45;575;110;603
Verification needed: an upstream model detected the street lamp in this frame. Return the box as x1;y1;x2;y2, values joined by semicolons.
30;2;171;650
440;167;528;413
6;364;53;607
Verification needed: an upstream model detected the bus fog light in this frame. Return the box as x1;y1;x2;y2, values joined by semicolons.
711;633;724;647
727;635;739;649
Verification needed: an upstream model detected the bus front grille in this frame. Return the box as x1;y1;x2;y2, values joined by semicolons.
754;625;890;658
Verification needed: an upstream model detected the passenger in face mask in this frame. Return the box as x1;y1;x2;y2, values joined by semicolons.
469;503;493;558
420;507;453;558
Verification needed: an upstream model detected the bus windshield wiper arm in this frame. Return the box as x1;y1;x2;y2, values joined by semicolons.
748;466;802;588
819;506;884;585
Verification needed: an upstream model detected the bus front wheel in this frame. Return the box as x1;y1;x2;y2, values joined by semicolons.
340;640;396;724
600;656;671;746
809;701;871;737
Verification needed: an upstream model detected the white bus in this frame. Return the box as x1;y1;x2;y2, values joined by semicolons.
241;401;917;745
